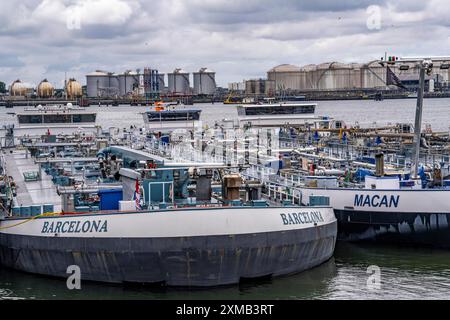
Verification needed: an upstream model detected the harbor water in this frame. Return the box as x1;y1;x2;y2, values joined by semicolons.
1;98;450;300
2;243;450;300
2;98;450;132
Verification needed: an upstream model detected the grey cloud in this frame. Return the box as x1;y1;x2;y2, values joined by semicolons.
283;0;387;11
0;0;448;87
0;54;26;68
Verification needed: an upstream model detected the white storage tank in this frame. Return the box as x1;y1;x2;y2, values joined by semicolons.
361;61;387;89
193;67;216;95
86;71;119;97
118;71;140;96
37;79;55;98
66;78;82;99
10;79;33;97
267;64;303;91
158;73;166;93
168;68;190;94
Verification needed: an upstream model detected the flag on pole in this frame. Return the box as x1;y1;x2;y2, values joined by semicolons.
386;66;407;90
134;179;142;210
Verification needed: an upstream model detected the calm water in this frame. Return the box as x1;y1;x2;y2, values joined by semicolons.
1;98;450;300
2;243;450;300
2;97;450;132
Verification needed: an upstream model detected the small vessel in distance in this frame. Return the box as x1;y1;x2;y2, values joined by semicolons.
12;103;98;136
142;103;202;132
236;102;322;128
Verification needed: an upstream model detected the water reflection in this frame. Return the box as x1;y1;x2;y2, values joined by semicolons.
2;243;450;300
0;257;337;300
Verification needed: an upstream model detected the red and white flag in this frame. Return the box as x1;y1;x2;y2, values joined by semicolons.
134;179;142;210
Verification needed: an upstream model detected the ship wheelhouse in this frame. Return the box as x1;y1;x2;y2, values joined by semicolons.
145;110;202;123
17;113;97;125
237;103;316;117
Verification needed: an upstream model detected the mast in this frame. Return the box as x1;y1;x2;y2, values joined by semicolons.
411;62;427;179
64;72;67;100
394;57;440;180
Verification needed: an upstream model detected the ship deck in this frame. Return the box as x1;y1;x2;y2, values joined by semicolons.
3;149;61;211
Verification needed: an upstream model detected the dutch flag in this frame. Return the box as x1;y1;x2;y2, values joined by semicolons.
134;179;142;210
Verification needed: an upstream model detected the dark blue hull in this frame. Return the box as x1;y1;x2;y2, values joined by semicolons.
335;209;450;248
0;222;337;287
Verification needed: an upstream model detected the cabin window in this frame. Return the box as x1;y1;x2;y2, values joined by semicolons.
42;114;72;123
243;105;315;116
147;111;200;122
18;114;43;124
73;114;96;123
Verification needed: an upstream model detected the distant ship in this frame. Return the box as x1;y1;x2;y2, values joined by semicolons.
13;104;97;136
142;104;202;132
237;102;320;128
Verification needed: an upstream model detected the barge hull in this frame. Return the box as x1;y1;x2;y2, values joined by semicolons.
0;223;336;286
336;209;450;248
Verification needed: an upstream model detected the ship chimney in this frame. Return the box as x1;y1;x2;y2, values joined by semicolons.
222;174;242;202
375;153;385;177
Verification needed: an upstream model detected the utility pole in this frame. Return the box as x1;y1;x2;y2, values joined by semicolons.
412;61;427;180
397;58;434;180
64;72;67;100
380;56;450;182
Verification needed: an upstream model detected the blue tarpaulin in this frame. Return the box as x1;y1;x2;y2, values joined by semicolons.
355;168;373;181
99;189;123;211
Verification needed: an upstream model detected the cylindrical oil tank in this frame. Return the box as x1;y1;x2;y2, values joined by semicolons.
316;62;353;90
349;63;362;89
86;71;108;97
158;73;166;93
361;61;387;89
10;79;32;96
66;78;82;99
168;68;190;94
37;79;54;98
86;71;119;97
267;64;303;91
118;71;140;96
110;73;120;95
302;64;318;90
193;67;216;95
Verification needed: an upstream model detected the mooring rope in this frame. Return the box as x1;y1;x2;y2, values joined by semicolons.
0;212;60;230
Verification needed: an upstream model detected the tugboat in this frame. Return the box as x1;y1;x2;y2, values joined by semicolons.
0;145;337;286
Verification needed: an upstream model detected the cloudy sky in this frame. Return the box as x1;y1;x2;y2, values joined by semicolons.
1;0;449;88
